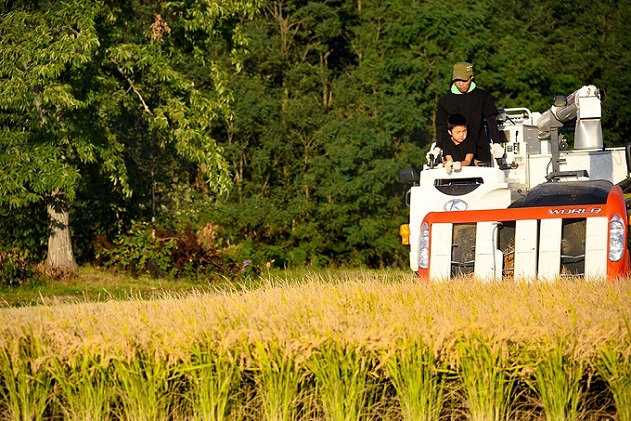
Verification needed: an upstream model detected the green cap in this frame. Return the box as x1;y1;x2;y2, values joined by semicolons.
452;62;474;81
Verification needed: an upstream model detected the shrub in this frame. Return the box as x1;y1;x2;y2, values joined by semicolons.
0;248;35;286
94;222;235;279
169;225;233;279
95;221;176;278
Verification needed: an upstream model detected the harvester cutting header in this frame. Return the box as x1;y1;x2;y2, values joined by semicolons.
398;85;631;281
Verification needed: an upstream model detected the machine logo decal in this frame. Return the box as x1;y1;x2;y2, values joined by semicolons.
548;207;603;215
443;199;468;211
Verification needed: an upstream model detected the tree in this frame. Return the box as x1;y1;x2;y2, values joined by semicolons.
0;0;260;274
208;0;432;266
3;0;630;273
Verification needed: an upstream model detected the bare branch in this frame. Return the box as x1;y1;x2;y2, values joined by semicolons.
112;59;152;115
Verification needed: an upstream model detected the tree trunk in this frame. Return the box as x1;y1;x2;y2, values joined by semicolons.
44;189;78;275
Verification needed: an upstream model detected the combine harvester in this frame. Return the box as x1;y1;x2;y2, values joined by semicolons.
399;85;631;281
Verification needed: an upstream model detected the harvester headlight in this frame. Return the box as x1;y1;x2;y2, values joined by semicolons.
609;214;625;262
419;222;430;269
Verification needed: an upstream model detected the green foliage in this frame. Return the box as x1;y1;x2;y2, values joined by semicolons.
3;0;631;271
0;0;261;268
200;0;631;270
0;203;48;261
97;221;176;278
203;0;428;268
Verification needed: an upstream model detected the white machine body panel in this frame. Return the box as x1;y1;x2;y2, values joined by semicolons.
426;216;611;281
408;166;512;271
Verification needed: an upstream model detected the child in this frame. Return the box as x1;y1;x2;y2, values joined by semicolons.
442;113;474;172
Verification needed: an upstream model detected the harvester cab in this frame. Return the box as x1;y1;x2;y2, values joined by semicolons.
399;85;631;281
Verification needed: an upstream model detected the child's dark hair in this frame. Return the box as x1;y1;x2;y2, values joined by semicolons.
447;113;467;130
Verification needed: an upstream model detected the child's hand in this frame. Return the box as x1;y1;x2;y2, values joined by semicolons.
453;161;461;171
444;161;453;173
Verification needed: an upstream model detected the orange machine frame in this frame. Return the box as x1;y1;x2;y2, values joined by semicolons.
418;185;630;280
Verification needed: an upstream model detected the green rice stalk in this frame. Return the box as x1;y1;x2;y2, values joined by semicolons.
525;343;584;421
185;344;242;421
111;350;178;421
50;353;113;421
596;344;631;421
385;341;445;421
308;342;372;421
0;338;52;421
457;336;516;421
251;340;305;421
595;316;631;421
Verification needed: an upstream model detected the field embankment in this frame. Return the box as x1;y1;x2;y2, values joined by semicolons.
0;271;630;420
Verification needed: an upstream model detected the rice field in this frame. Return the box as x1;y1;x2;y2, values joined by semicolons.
0;271;630;420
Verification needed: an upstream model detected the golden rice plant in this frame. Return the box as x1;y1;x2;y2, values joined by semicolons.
111;349;181;421
250;340;306;421
523;339;585;421
384;339;446;421
594;316;631;421
0;336;52;421
49;353;113;421
307;341;373;421
456;334;518;421
0;271;630;419
596;343;631;421
184;342;243;421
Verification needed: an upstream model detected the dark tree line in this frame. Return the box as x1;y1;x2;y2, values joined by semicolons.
1;0;630;276
201;0;631;269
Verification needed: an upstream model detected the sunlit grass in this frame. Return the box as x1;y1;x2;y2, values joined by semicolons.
524;341;585;421
0;266;413;307
0;336;51;421
308;342;374;421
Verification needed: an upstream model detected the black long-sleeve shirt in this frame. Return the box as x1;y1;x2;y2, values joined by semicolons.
436;87;500;163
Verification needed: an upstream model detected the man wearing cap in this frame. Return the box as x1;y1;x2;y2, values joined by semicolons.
435;62;500;164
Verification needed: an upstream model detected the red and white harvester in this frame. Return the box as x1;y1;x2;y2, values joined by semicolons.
399;86;631;281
